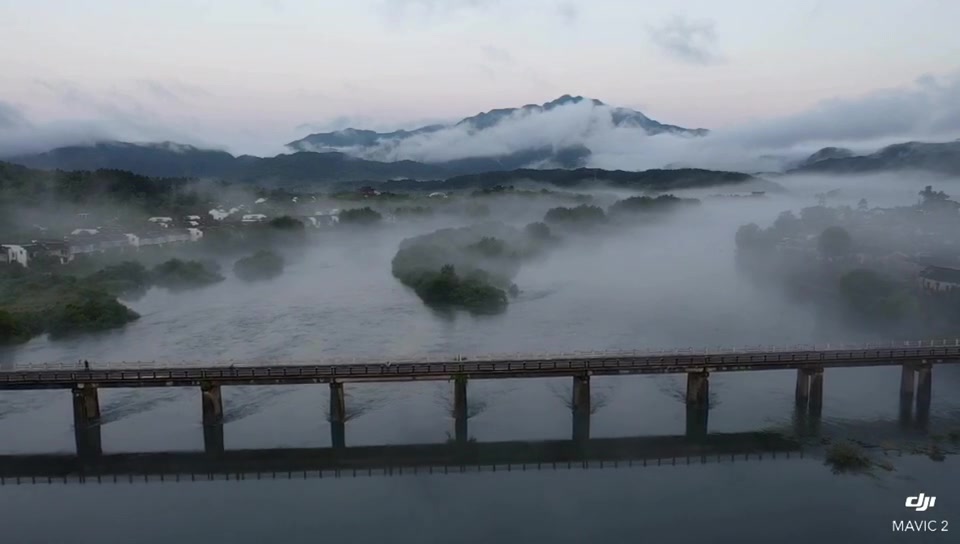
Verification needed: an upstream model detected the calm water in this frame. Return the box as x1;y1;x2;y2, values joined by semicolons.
1;192;958;543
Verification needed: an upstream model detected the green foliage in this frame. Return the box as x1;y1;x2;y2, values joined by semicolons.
394;206;433;217
152;259;224;290
543;204;606;226
338;207;383;225
85;261;151;296
818;226;853;258
825;442;873;474
269;215;305;231
403;265;508;314
838;269;916;324
608;194;700;216
47;294;139;338
0;264;139;342
525;222;554;241
233;250;285;281
390;224;553;313
0;309;34;345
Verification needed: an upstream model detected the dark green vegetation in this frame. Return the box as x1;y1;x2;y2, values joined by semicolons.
401;265;509;314
0;256;231;344
0;264;139;344
375;168;773;194
233;250;285;282
790;140;960;176
735;186;960;335
150;259;224;290
824;442;874;474
608;194;701;217
544;204;607;227
391;223;552;313
338;207;383;225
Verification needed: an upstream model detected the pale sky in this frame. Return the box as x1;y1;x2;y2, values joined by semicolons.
1;0;959;155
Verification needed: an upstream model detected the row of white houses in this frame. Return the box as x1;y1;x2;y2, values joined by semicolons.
1;228;203;268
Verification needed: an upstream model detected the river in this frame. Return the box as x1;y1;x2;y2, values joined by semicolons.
0;184;958;543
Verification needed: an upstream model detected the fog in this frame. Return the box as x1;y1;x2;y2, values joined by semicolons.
6;167;960;366
285;72;960;174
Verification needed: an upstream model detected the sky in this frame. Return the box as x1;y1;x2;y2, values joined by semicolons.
1;0;959;156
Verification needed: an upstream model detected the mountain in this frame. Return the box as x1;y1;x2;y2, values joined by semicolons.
286;95;708;153
7;141;237;178
794;147;854;169
348;168;779;194
6;141;593;187
790;140;960;176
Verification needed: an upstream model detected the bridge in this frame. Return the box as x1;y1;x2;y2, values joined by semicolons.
1;340;956;457
0;431;802;485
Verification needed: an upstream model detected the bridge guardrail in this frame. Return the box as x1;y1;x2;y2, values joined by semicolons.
2;338;959;373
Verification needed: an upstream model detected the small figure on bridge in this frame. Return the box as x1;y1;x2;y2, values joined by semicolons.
83;360;90;371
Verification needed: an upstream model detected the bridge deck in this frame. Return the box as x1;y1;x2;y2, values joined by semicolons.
1;343;958;390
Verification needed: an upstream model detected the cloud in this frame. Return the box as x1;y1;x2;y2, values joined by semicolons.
647;15;723;66
556;1;579;24
481;45;514;65
728;71;960;149
298;68;960;175
0;101;28;129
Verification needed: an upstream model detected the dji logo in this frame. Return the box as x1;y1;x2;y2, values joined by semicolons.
906;494;937;512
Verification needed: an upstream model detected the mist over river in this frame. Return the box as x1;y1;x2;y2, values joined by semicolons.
2;178;960;543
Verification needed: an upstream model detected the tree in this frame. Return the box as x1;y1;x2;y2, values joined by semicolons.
339;207;383;225
857;198;868;212
269;215;305;231
919;185;949;204
817;226;853;258
735;223;770;252
772;211;801;237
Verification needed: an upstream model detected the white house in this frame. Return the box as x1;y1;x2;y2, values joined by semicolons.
71;228;100;236
209;209;230;221
242;214;268;223
185;215;201;221
428;192;448;199
148;217;173;224
137;229;192;248
68;233;132;256
187;228;204;242
2;244;29;267
919;266;960;292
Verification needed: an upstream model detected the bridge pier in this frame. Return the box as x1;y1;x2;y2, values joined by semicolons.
200;383;223;425
900;364;916;399
795;369;810;407
331;422;346;449
72;385;101;458
916;364;932;430
685;404;709;438
329;382;347;448
454;375;468;444
685;371;709;406
329;382;346;424
203;423;225;456
72;385;100;423
794;368;823;414
808;369;824;417
572;375;591;443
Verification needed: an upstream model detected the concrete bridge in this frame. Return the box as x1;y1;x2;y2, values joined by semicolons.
0;431;802;485
1;340;957;458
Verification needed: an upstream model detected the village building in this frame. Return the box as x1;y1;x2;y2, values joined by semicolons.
918;265;960;293
3;240;74;267
68;232;132;257
242;214;268;223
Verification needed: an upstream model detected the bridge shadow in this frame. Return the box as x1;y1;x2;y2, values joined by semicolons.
0;430;802;484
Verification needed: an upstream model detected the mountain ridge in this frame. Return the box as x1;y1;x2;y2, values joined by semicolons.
286;94;709;153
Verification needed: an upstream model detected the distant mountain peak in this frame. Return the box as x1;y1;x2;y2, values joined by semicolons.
286;95;708;153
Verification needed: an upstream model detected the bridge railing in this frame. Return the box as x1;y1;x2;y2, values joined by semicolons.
4;338;959;372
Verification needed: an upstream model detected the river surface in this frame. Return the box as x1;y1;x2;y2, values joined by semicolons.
1;185;958;543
